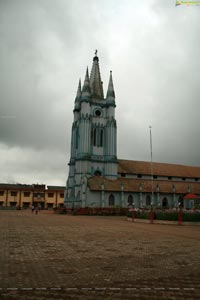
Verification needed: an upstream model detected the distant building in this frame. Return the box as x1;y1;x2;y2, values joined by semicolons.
64;53;200;209
0;184;65;209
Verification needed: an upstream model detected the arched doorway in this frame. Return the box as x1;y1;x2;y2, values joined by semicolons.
109;194;115;206
94;170;101;176
162;197;168;208
178;195;183;207
128;194;133;206
146;195;151;206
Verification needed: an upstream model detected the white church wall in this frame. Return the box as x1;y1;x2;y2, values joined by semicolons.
86;189;101;207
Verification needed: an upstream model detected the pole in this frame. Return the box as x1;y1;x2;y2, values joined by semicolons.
149;126;153;207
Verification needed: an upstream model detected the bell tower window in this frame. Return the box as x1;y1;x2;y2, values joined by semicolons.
93;128;97;146
95;109;101;117
94;170;101;176
100;129;103;147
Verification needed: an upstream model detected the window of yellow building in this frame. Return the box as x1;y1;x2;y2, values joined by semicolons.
48;193;54;198
11;191;17;196
24;192;31;197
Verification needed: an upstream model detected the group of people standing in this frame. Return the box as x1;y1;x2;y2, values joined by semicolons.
31;204;41;214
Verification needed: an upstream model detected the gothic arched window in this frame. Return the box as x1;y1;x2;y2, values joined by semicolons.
146;195;151;206
178;195;183;207
128;195;133;206
162;197;168;208
109;194;115;206
93;128;97;146
94;170;101;177
100;129;103;147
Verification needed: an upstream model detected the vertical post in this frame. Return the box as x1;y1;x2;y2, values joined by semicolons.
6;189;8;207
132;202;136;221
56;191;58;208
178;202;183;225
149;126;154;206
19;190;22;208
150;209;154;224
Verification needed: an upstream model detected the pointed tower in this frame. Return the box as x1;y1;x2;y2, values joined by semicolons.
104;70;117;176
73;79;81;116
90;53;104;99
65;52;118;208
67;80;82;201
106;71;115;107
81;68;91;102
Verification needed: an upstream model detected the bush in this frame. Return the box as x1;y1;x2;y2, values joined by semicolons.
154;211;178;221
182;212;200;222
127;210;149;219
127;210;200;222
136;211;150;219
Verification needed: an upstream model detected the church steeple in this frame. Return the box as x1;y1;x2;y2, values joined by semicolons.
81;67;91;102
74;79;81;111
65;52;118;209
106;71;115;106
90;50;104;99
75;79;81;101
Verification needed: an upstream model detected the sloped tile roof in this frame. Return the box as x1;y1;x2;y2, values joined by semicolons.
88;176;200;194
118;159;200;178
47;186;65;190
0;183;33;189
183;193;200;199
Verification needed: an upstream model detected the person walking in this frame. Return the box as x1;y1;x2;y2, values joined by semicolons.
31;205;35;213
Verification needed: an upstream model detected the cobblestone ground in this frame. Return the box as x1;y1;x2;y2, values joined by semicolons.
0;210;199;300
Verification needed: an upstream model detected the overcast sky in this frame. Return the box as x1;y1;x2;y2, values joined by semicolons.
0;0;200;186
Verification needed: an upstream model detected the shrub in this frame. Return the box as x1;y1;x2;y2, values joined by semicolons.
154;211;178;221
182;212;200;222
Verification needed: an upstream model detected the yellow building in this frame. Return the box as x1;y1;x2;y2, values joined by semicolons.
0;184;65;209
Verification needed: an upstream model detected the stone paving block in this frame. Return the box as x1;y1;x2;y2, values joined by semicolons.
0;211;199;299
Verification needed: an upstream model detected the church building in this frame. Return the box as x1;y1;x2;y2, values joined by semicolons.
64;53;200;209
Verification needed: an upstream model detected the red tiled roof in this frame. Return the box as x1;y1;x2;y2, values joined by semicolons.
88;176;200;194
118;159;200;178
183;193;200;199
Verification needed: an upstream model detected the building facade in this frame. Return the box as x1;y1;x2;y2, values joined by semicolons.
64;53;200;209
0;184;65;209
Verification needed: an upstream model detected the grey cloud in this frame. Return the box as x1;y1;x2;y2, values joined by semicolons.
0;0;199;185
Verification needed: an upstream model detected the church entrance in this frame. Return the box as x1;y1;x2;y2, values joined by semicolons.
109;194;115;206
146;195;151;206
128;195;133;206
94;170;101;176
162;197;168;208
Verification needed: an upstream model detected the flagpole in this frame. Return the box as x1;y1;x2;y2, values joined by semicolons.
149;126;153;208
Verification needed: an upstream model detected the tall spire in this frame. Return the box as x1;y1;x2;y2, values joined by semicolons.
75;79;81;102
74;79;81;111
90;50;104;99
106;71;115;106
81;67;91;101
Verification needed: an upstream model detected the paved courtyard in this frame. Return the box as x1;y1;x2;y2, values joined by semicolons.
0;210;200;300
